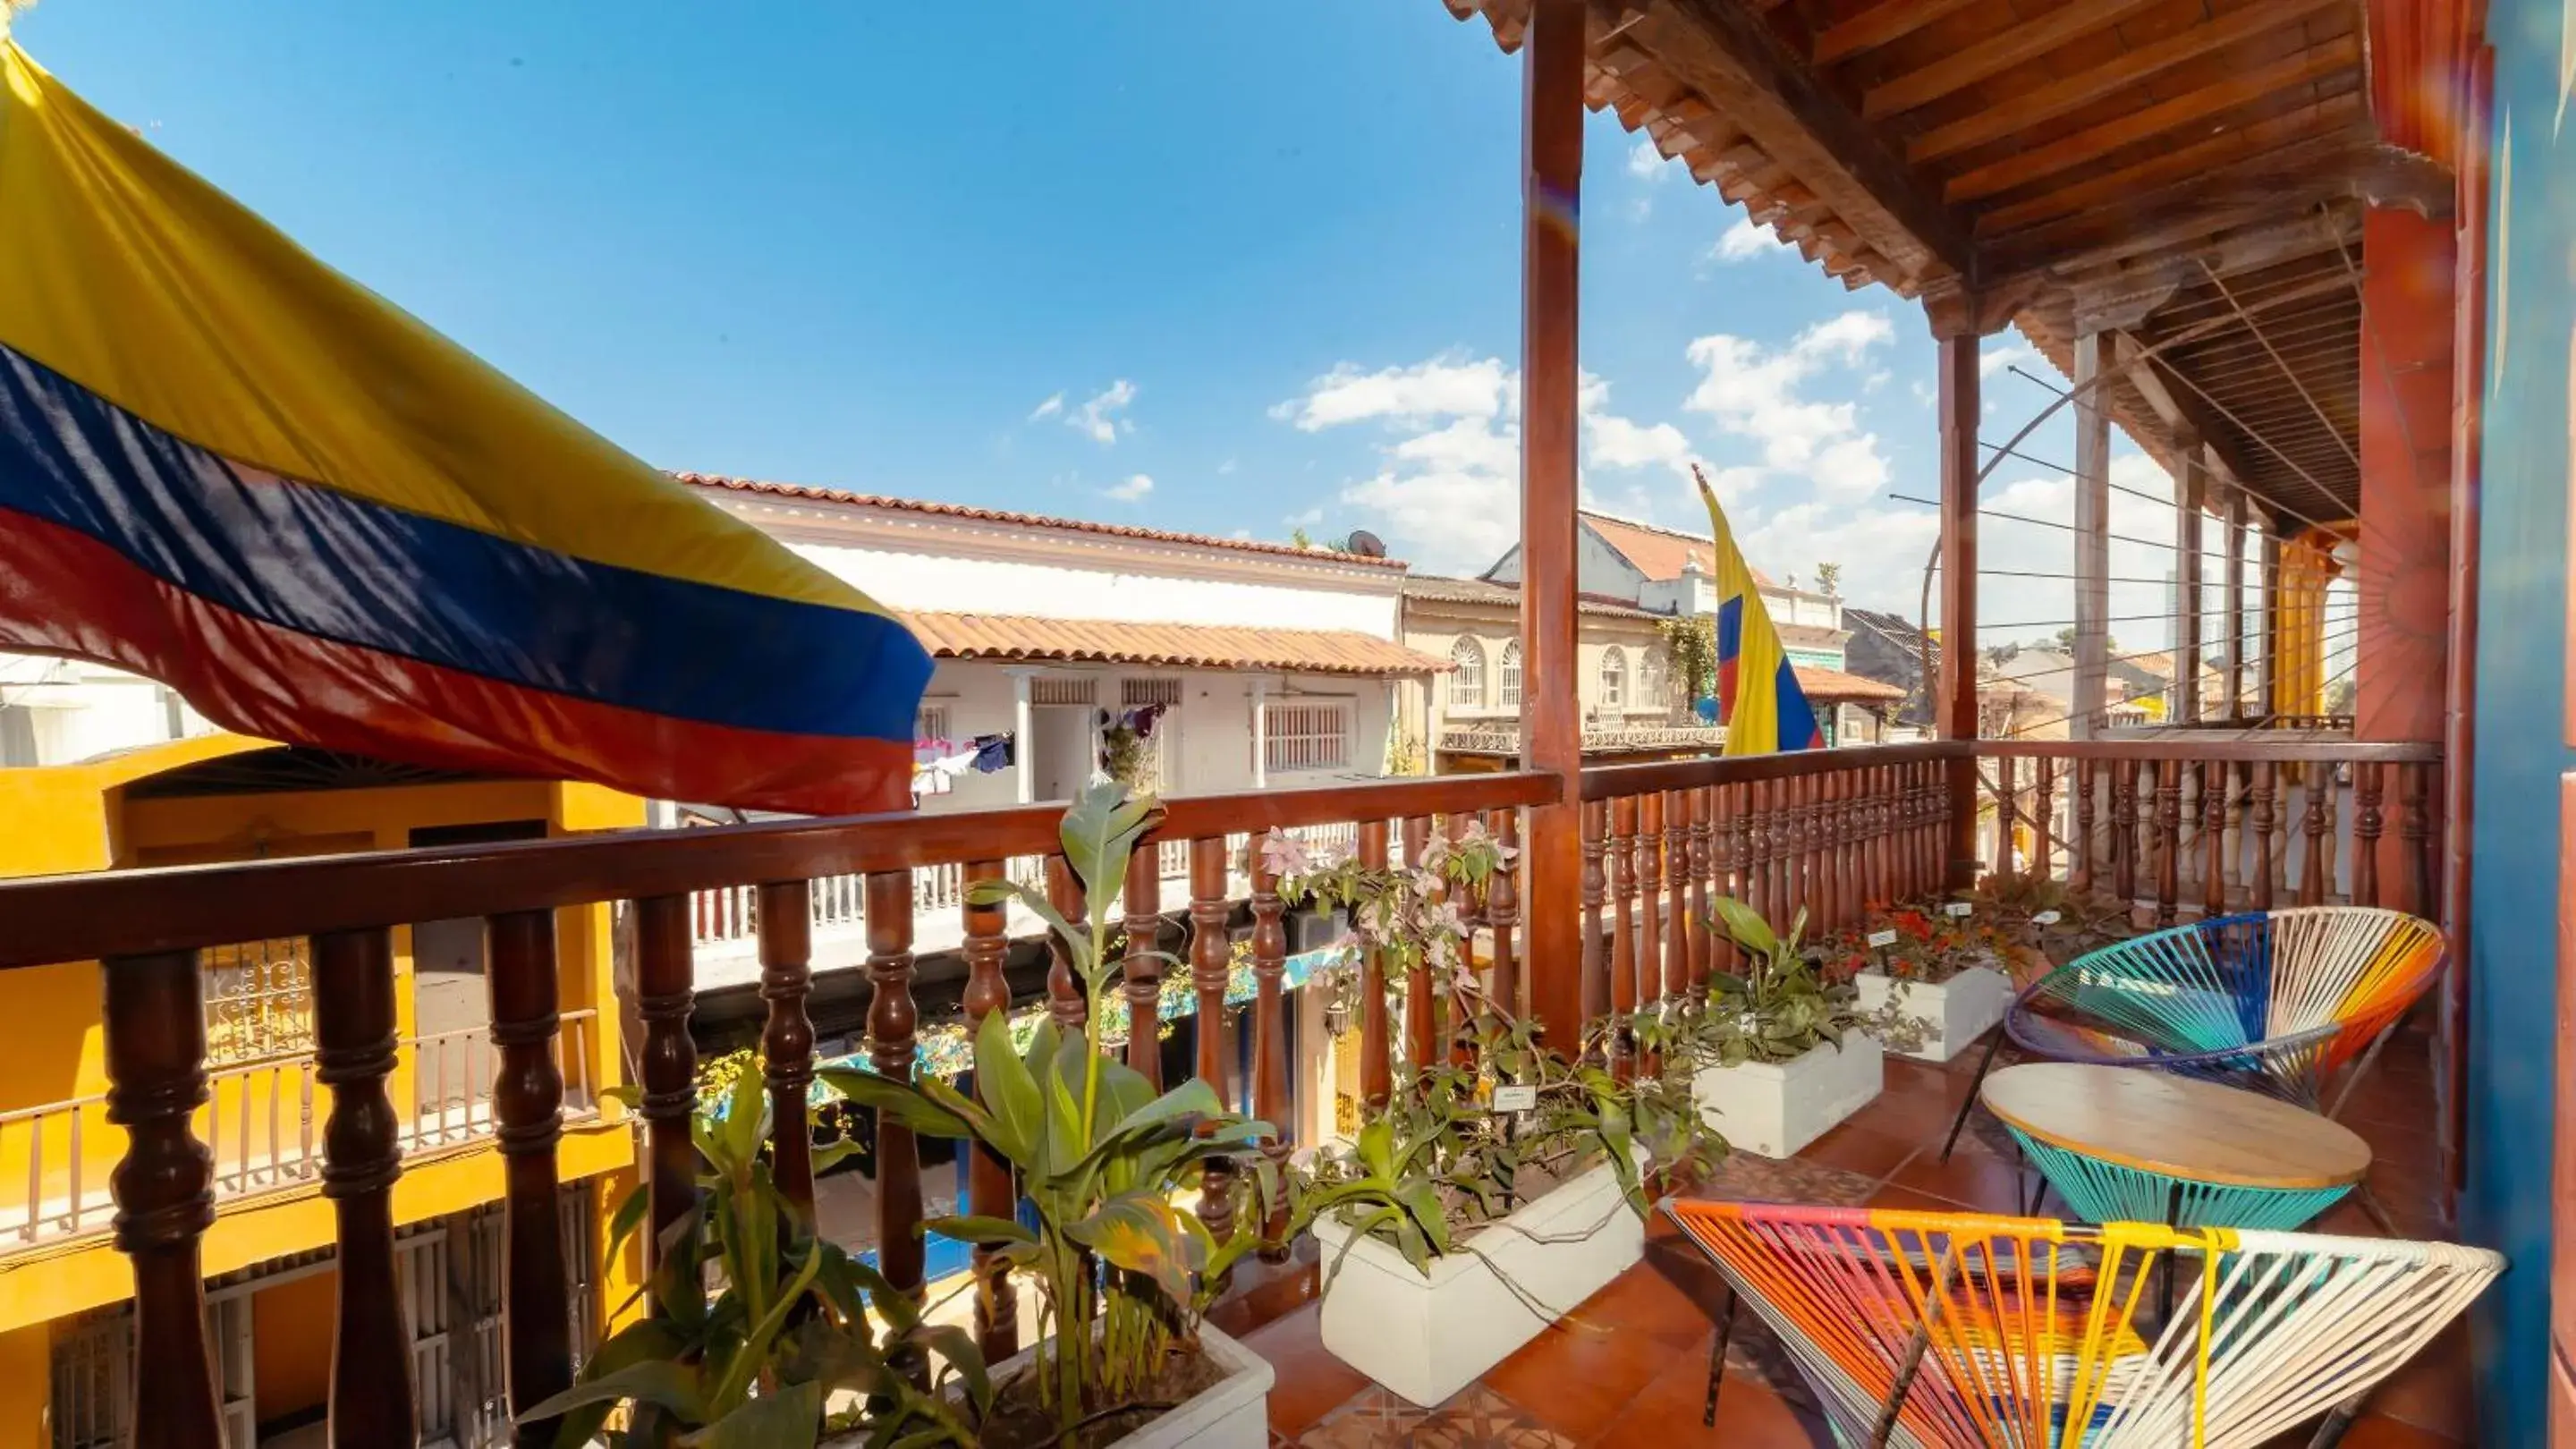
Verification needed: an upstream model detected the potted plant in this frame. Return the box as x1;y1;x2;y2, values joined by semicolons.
1829;901;2018;1063
521;1068;985;1448
823;781;1277;1449
1682;899;1897;1157
1290;1005;1722;1407
1971;869;2140;976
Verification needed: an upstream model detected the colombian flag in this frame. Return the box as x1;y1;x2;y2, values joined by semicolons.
0;43;929;814
1694;467;1821;755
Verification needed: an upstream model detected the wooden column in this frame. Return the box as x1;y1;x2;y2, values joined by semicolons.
1933;319;1981;889
1189;840;1237;1245
1518;0;1586;1051
1249;833;1292;1256
1123;850;1164;1085
960;861;1017;1357
2176;441;2207;723
758;880;816;1216
2072;330;2114;739
314;927;418;1447
1357;820;1393;1108
632;897;697;1281
2259;527;2283;714
865;873;924;1297
486;911;570;1446
2224;487;2250;718
103;951;223;1449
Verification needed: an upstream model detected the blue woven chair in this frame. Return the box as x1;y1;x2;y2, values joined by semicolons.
1938;906;2445;1165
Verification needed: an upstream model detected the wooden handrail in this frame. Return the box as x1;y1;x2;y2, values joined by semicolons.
1977;739;2440;764
0;771;1563;970
1579;740;1964;800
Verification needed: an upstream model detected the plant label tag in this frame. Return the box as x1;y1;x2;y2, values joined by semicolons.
1866;929;1900;948
2031;910;2063;927
1945;902;1975;919
1492;1084;1538;1113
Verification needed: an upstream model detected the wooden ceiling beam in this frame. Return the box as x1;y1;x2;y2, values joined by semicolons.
1864;0;2170;119
1995;179;2376;285
1633;0;1979;287
1813;0;1982;67
1971;94;2367;239
2114;332;2263;491
1981;131;2365;264
1910;0;2348;165
1947;35;2361;204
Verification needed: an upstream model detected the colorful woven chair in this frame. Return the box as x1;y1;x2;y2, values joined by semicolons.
1669;1199;2503;1448
1939;906;2445;1163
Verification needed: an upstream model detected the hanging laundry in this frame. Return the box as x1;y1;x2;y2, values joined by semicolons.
970;733;1015;774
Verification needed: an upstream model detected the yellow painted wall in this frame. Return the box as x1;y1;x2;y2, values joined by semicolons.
0;1322;47;1449
251;1267;335;1425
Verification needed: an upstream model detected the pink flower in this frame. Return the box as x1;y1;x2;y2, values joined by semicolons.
1258;829;1314;880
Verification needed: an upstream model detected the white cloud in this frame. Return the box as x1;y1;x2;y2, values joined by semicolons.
1627;136;1669;182
1216;458;1239;476
1027;392;1065;422
1069;379;1136;445
1979;341;2038;379
1286;506;1324;526
1711;218;1784;264
1682;310;1895;501
1587;412;1696;474
1105;472;1153;502
1271;356;1511;431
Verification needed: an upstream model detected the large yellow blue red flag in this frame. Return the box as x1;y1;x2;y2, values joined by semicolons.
0;42;930;814
1693;467;1821;755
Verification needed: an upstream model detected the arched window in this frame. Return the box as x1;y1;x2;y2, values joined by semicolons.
1448;637;1487;708
1640;651;1666;711
1599;647;1626;708
1498;640;1522;708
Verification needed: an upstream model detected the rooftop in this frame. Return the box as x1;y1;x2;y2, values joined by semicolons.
901;611;1446;677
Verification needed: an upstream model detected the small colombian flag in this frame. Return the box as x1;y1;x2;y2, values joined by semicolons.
1694;466;1821;755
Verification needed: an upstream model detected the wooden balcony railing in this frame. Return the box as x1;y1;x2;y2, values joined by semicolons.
0;736;2439;1445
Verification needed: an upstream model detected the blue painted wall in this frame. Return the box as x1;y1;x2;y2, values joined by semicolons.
2468;4;2576;1437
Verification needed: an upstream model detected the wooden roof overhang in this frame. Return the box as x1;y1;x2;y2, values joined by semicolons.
1438;0;2458;529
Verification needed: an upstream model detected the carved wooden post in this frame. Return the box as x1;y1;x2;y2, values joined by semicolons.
1732;779;1757;944
1580;801;1608;1027
1638;792;1665;1012
1486;809;1522;1018
1249;832;1292;1257
2300;767;2332;906
2201;762;2228;918
1358;820;1393;1109
1401;817;1437;1071
2072;759;2097;894
2401;762;2436;917
2353;763;2385;909
1122;847;1164;1086
1666;791;1694;1004
1045;857;1087;1030
487;911;570;1446
314;927;418;1446
2154;758;2182;928
2250;762;2279;912
1994;753;2017;881
104;951;224;1449
758;880;816;1215
633;897;697;1281
2112;760;2140;905
2033;758;2056;879
864;873;924;1297
1608;795;1639;1079
960;861;1017;1358
1188;839;1237;1245
1745;780;1772;930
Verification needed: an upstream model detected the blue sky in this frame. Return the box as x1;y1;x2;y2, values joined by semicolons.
14;0;2203;647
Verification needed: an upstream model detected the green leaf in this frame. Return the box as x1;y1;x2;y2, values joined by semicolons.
911;1321;993;1416
720;1063;767;1173
974;1008;1045;1165
1058;779;1165;910
1070;1192;1203;1309
1711;897;1775;957
919;1215;1037;1247
606;1181;651;1260
814;1068;975;1140
683;1380;820;1449
964;877;1082;954
519;1360;708;1426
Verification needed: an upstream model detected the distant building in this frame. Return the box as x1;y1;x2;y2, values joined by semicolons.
1480;510;1852;670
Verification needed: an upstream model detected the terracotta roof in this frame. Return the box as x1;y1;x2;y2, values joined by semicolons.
1793;665;1907;704
1404;574;1665;620
901;612;1445;677
676;472;1408;570
1578;511;1778;589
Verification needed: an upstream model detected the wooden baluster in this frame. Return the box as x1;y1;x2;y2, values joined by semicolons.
1609;795;1639;1079
2031;758;2055;879
2402;763;2436;916
1123;847;1164;1085
1916;762;1940;898
1358;820;1394;1109
1898;763;1920;900
2250;762;2279;911
1188;839;1239;1247
1994;754;2017;881
2071;759;2097;894
2154;759;2182;928
313;928;417;1447
2352;763;2385;909
1880;765;1902;903
864;873;924;1298
1486;809;1522;1019
2112;760;2140;906
1814;773;1842;929
2318;763;2339;897
1580;801;1608;1026
1045;858;1087;1030
105;952;224;1449
1669;791;1696;1004
487;911;570;1445
758;881;817;1215
1249;831;1292;1258
633;897;696;1282
1783;777;1809;925
2201;763;2228;918
1638;793;1665;1013
1402;818;1437;1072
961;861;1018;1358
1757;778;1783;928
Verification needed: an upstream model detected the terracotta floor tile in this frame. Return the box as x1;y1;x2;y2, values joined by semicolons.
2315;1413;2465;1448
1792;1123;1919;1184
1410;1385;1578;1449
1682;1150;1877;1208
1241;1304;1375;1439
1583;1345;1835;1449
1567;1246;1730;1350
1480;1314;1670;1442
1866;1184;1970;1215
1297;1385;1433;1449
1885;1141;2044;1215
2363;1321;2475;1441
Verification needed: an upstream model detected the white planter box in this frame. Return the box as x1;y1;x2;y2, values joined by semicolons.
1691;1032;1883;1157
1311;1152;1647;1408
857;1323;1271;1449
1855;963;2015;1063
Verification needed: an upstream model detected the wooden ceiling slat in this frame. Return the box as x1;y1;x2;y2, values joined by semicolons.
1981;130;2360;263
1862;0;2172;119
1972;93;2364;239
1812;0;1986;66
1907;0;2347;165
1946;35;2361;205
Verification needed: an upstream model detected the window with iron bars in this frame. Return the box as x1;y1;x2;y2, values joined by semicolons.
201;937;314;1066
1264;699;1351;774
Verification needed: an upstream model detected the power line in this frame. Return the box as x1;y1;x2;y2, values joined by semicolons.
1888;493;2240;559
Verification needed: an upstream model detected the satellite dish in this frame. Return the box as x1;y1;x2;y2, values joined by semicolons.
1344;530;1387;558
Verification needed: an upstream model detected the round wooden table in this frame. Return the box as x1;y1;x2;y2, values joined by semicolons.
1980;1062;2372;1231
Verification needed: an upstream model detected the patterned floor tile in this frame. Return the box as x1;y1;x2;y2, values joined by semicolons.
1296;1385;1433;1449
1408;1387;1576;1449
1682;1148;1879;1207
